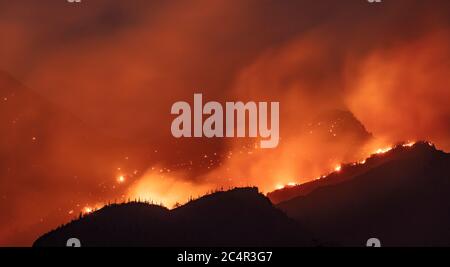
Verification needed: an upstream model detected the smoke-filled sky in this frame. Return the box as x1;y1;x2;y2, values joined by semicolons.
0;0;449;246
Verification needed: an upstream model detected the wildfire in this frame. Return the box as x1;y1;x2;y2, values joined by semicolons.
81;203;105;215
402;142;415;147
275;184;285;190
374;147;393;154
334;165;342;172
83;207;93;214
373;141;417;155
272;141;419;191
117;175;125;183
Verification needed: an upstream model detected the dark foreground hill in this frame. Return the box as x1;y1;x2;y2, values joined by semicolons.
277;142;450;246
34;187;315;247
34;142;450;247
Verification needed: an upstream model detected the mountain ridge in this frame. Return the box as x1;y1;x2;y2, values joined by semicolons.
33;187;316;247
277;142;450;246
33;142;450;247
268;141;445;204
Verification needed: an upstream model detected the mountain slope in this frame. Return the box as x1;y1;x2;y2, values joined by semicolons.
33;187;316;247
277;142;450;246
32;143;450;247
268;142;432;204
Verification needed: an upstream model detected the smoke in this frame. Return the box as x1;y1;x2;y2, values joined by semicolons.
127;166;214;208
345;30;450;150
0;0;449;245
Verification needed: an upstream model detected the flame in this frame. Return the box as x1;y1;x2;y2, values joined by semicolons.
117;175;125;183
273;141;418;190
374;147;392;154
81;202;105;215
83;207;93;214
275;184;285;190
403;142;415;147
127;167;213;208
334;165;342;172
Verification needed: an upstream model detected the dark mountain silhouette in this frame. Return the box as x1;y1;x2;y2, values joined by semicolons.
276;142;450;246
268;142;433;204
33;187;316;247
33;142;450;247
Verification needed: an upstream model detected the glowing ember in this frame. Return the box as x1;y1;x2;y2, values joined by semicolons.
315;175;326;180
117;175;125;183
403;142;416;147
275;184;285;190
271;141;423;192
374;147;392;154
334;165;342;172
83;207;93;214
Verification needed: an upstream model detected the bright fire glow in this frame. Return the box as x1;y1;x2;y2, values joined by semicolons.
127;168;213;208
273;141;418;191
403;142;415;147
275;184;285;190
83;207;93;214
117;175;125;183
334;165;342;172
374;147;392;154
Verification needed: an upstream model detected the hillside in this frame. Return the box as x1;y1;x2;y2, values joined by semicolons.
33;142;450;247
277;142;450;246
33;188;316;247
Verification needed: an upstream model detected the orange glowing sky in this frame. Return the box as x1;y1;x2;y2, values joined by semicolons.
0;0;449;246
